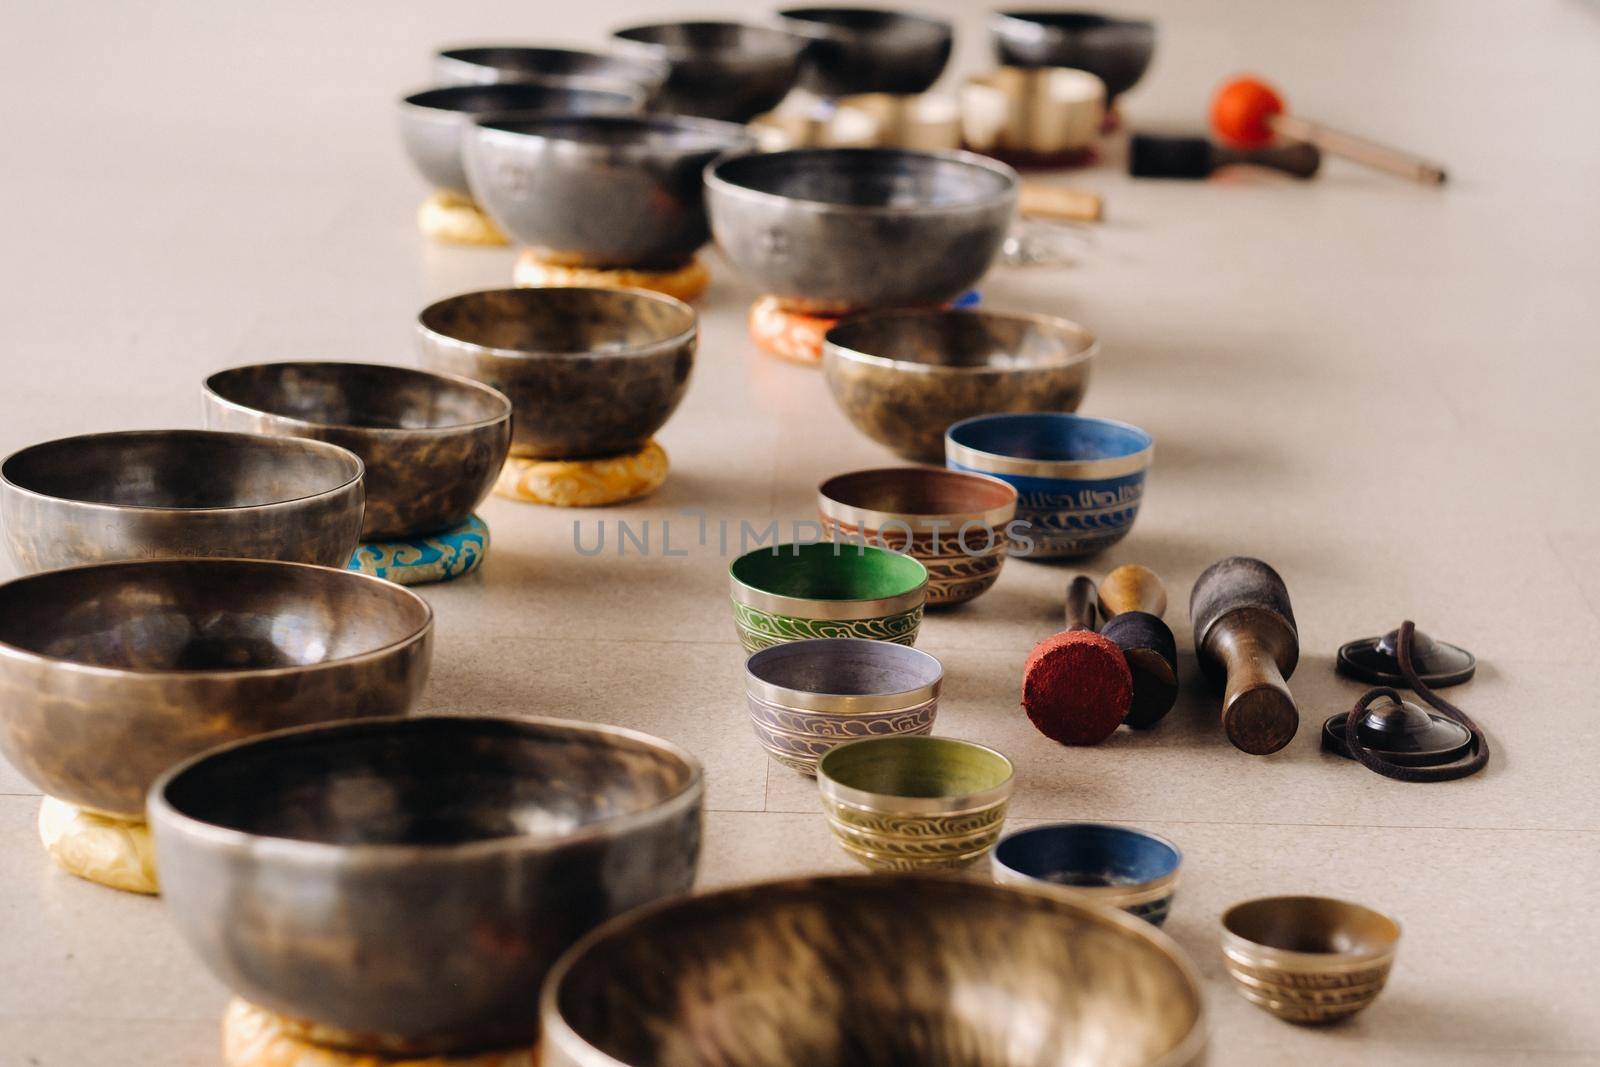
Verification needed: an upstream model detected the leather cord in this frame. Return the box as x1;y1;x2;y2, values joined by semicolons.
1343;620;1489;782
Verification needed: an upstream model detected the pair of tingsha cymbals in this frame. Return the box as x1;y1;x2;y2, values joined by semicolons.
1322;627;1478;768
1021;565;1180;745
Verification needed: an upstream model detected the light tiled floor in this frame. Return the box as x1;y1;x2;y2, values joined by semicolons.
2;1;1599;1064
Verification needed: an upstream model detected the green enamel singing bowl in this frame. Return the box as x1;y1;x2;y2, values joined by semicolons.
728;542;928;654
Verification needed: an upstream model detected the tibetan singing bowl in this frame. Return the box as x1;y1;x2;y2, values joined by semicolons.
542;873;1206;1067
818;735;1014;871
823;308;1096;463
0;559;432;818
399;82;644;198
0;429;363;573
990;11;1157;102
818;466;1018;606
706;148;1018;314
744;637;943;775
992;822;1182;927
204;361;512;540
728;542;928;654
432;45;669;96
946;412;1153;560
417;287;696;460
611;21;808;123
1221;896;1401;1024
151;715;703;1056
778;7;954;96
465;114;754;270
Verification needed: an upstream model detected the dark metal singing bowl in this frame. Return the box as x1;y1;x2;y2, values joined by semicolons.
778;7;953;96
399;82;644;197
991;11;1157;101
432;45;670;95
465;114;754;270
542;874;1206;1067
150;715;703;1056
0;559;432;818
0;429;364;573
417;287;696;460
706;148;1018;314
822;308;1097;461
611;21;807;123
203;361;512;540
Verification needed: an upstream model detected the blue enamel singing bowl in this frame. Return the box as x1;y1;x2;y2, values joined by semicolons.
992;822;1181;926
944;412;1152;560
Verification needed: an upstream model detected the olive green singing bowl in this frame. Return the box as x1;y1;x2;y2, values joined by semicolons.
541;873;1206;1067
818;734;1014;871
728;542;928;654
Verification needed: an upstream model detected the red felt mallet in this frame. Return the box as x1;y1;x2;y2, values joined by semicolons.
1021;576;1133;746
1211;75;1447;186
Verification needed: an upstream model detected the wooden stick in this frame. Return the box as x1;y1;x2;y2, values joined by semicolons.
1020;183;1104;223
1270;114;1447;186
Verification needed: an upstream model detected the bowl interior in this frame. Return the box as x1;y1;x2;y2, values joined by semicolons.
477;113;747;155
828;309;1094;371
999;10;1152;35
747;638;940;698
820;736;1010;800
731;543;925;602
439;46;663;87
821;467;1016;518
550;875;1202;1067
996;824;1179;889
158;717;695;846
616;21;803;58
420;288;694;358
1;431;358;510
0;561;427;671
782;7;947;35
713;148;1013;210
947;414;1150;465
404;82;641;116
207;363;507;432
1223;897;1401;957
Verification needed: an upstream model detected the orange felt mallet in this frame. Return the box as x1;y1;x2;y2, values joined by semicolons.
1212;75;1447;186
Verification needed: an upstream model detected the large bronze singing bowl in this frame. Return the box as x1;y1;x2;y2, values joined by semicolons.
0;429;364;573
417;287;696;460
204;361;512;539
465;114;754;270
543;874;1206;1067
0;559;432;818
706;148;1018;314
150;715;704;1056
823;308;1097;462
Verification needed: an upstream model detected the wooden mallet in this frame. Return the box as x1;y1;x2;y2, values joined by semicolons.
1097;565;1180;729
1190;556;1300;755
1211;75;1447;186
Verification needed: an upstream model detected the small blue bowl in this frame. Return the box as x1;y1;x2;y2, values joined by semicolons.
944;412;1152;560
991;822;1180;926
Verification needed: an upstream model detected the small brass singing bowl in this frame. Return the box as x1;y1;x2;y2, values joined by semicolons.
0;559;433;819
417;287;697;461
744;637;943;775
150;715;704;1056
817;734;1014;871
541;873;1207;1067
818;465;1018;606
203;361;512;540
0;429;364;573
1220;895;1402;1024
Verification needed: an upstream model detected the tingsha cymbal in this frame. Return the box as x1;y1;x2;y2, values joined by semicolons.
1337;627;1476;688
1321;695;1473;767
